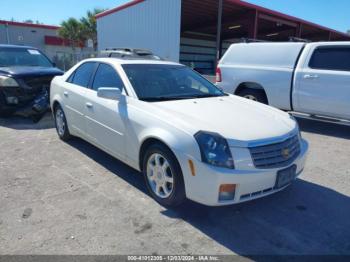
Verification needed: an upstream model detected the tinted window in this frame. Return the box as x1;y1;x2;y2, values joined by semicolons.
69;62;96;87
0;47;53;67
67;72;75;83
309;47;350;71
122;64;225;101
92;64;124;91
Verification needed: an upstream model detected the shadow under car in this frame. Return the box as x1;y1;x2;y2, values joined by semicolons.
66;136;350;256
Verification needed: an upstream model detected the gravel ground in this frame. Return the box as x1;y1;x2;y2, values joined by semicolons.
0;114;349;256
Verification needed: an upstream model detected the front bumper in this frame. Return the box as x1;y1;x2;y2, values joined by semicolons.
175;139;309;206
0;87;49;118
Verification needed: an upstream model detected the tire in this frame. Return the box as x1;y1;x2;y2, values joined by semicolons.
142;143;186;207
54;104;71;141
237;88;268;104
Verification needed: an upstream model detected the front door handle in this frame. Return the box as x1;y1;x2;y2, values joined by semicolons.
63;91;69;97
304;74;319;79
86;102;93;108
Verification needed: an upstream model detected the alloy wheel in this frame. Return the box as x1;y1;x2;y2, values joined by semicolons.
55;108;66;136
146;153;174;199
244;94;258;101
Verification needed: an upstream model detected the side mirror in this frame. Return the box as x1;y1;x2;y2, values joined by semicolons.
97;87;122;101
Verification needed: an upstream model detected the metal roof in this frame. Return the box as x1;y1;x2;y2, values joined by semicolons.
0;20;60;30
96;0;350;41
229;0;349;38
181;0;350;41
96;0;145;19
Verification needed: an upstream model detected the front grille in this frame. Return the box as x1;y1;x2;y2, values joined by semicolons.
249;134;301;169
240;187;274;201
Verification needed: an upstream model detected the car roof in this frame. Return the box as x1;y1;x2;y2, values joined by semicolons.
103;48;154;54
0;44;37;49
81;57;181;66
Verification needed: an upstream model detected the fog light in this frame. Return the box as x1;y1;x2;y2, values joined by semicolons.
6;97;19;105
219;184;236;201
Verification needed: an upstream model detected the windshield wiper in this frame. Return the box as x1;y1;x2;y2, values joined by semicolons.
192;93;227;98
140;93;228;102
140;96;194;102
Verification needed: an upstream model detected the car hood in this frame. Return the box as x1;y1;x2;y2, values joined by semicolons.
152;95;297;147
0;66;63;77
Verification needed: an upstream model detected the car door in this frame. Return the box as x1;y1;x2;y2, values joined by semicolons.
294;46;350;120
84;63;127;161
62;62;97;136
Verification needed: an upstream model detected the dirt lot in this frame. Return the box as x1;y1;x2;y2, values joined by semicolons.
0;114;349;256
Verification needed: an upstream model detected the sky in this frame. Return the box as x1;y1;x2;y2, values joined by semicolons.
0;0;349;33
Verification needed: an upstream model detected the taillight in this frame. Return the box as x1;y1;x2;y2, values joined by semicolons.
216;67;222;83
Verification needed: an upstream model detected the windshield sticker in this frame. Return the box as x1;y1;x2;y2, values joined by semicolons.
28;49;41;55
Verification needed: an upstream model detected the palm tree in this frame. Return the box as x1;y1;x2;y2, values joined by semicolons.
59;18;84;54
80;8;105;51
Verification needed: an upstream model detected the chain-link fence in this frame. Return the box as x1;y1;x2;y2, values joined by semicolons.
52;50;98;71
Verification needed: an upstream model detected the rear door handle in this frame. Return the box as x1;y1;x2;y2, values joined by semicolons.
63;91;69;97
86;102;93;108
304;74;319;79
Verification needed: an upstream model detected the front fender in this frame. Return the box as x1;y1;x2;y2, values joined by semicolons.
49;77;64;109
137;127;201;164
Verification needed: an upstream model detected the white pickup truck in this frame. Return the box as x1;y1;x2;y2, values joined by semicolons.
216;42;350;122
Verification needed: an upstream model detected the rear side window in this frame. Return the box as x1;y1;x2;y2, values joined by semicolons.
92;63;125;91
68;62;96;87
309;47;350;71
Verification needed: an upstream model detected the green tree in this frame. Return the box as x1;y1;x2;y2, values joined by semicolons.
80;8;105;50
58;18;84;53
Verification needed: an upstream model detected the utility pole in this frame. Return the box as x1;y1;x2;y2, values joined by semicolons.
5;22;10;44
215;0;223;68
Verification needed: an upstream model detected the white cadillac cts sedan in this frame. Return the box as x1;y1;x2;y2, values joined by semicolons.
50;58;308;207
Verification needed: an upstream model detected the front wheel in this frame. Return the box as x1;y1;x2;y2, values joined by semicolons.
143;143;186;207
54;104;71;141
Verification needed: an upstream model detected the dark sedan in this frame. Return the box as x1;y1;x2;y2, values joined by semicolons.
0;44;63;119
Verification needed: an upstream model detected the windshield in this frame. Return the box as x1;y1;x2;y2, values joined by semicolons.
0;48;53;67
122;64;226;101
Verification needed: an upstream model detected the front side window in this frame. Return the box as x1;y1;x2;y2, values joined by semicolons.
122;64;225;102
309;47;350;71
0;47;53;67
92;63;125;91
69;62;96;88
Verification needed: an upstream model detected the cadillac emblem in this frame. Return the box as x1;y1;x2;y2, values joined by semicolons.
282;148;290;159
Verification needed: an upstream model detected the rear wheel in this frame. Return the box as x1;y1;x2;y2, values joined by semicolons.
142;143;186;207
237;88;268;104
54;104;71;141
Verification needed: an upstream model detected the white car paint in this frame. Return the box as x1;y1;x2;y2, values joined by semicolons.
51;58;308;206
217;42;350;120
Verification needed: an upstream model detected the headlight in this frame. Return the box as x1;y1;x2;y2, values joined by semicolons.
0;76;19;87
194;131;235;169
